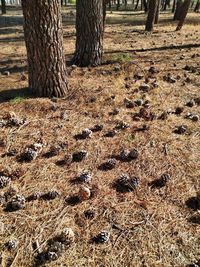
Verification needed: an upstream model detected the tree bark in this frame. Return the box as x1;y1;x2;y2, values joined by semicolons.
73;0;104;67
145;0;158;31
155;0;160;23
176;0;191;30
1;0;6;14
194;0;200;11
174;0;184;19
21;0;68;97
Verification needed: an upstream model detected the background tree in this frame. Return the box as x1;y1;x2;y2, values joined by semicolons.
73;0;104;67
176;0;191;30
21;0;68;97
145;0;158;31
1;0;6;14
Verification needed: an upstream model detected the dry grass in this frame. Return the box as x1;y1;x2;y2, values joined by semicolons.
0;6;200;267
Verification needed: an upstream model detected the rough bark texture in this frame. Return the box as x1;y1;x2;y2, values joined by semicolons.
1;0;6;14
21;0;68;97
73;0;104;67
145;0;158;31
176;0;191;30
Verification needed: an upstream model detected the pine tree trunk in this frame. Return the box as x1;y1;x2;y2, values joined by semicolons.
21;0;68;98
155;0;160;23
176;0;191;30
73;0;104;67
194;0;200;11
173;0;183;19
172;0;176;12
145;0;158;31
1;0;6;14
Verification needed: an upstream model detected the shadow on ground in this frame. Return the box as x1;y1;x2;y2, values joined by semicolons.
0;87;33;103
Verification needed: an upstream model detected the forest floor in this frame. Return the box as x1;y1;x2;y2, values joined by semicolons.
0;6;200;267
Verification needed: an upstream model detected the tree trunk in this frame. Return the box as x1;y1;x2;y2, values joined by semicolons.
21;0;68;97
176;0;191;30
155;0;160;23
194;0;200;11
145;0;158;31
1;0;6;14
173;0;183;19
172;0;176;12
73;0;104;67
143;0;148;11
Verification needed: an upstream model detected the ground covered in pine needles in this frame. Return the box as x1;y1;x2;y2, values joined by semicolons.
0;7;200;267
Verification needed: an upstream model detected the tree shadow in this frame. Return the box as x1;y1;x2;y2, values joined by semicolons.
0;87;33;103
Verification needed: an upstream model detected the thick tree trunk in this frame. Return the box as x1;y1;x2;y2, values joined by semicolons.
73;0;104;67
176;0;191;30
145;0;158;31
21;0;68;97
1;0;6;14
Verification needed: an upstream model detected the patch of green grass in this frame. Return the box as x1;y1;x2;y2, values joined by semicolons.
125;134;136;143
112;53;132;63
9;96;27;104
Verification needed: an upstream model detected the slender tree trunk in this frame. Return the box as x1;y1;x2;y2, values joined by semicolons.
194;0;200;11
176;0;191;30
143;0;148;11
73;0;104;67
172;0;176;12
1;0;6;14
173;0;183;19
145;0;158;31
155;0;160;23
21;0;68;97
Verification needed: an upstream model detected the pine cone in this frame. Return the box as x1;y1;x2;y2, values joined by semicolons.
72;150;88;162
0;176;11;188
78;186;91;201
79;170;92;183
6;195;26;211
94;231;110;244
